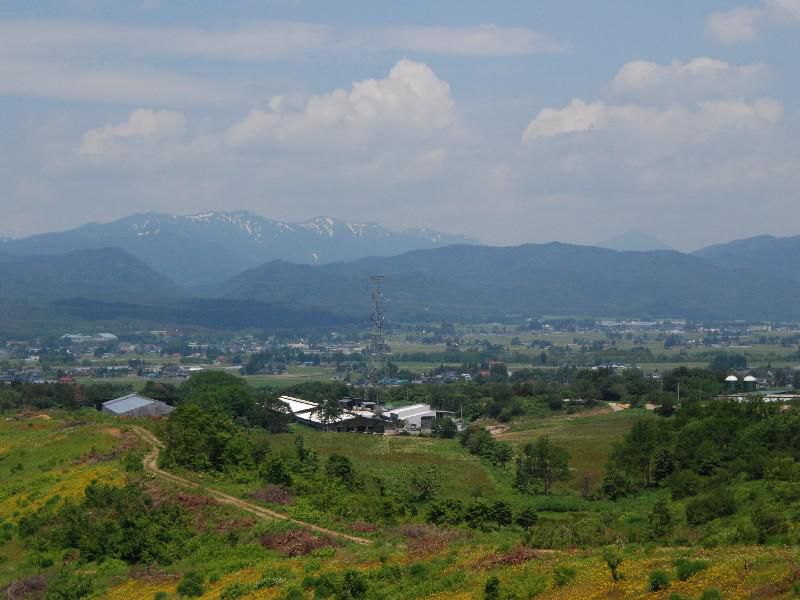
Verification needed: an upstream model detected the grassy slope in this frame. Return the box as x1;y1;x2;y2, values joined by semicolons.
0;413;128;586
2;411;799;599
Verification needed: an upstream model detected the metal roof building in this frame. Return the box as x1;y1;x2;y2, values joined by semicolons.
277;394;386;433
102;393;175;417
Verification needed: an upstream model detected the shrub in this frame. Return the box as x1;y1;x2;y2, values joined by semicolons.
306;573;338;598
341;570;368;598
121;450;144;472
176;571;204;598
409;466;440;501
515;507;539;530
649;499;674;541
668;470;701;500
484;575;501;600
219;583;252;600
19;483;190;566
427;499;464;526
699;589;722;600
263;457;292;487
686;489;736;526
648;570;670;592
674;558;709;581
751;503;788;543
154;593;170;600
602;547;624;582
282;587;305;600
552;565;576;587
326;455;358;489
45;571;93;599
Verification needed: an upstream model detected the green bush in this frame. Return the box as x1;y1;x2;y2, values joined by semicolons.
19;483;190;566
515;507;539;530
552;565;576;587
686;489;736;526
219;582;252;600
121;450;144;472
427;499;464;526
668;470;701;500
700;589;722;600
282;587;305;600
602;547;623;582
154;593;170;600
45;571;93;599
751;503;788;543
341;570;368;598
648;570;670;591
484;575;501;600
674;558;709;581
176;571;204;598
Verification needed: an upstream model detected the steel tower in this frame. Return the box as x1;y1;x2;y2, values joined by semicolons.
367;274;386;385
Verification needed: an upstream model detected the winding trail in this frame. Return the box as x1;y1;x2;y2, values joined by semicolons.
129;426;372;545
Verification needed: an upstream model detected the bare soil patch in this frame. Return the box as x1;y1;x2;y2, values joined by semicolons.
260;530;337;557
1;575;48;600
396;524;461;555
251;485;294;506
474;546;544;569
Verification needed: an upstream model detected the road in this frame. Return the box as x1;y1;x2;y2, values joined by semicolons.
130;426;372;545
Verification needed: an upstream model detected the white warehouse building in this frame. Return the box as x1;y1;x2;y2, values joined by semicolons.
387;403;456;432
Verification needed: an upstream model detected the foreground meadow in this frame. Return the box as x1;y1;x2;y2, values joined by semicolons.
2;411;799;599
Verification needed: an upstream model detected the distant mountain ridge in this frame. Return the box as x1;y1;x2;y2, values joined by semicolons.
694;234;800;283
217;242;800;321
597;230;674;252
2;211;478;287
3;226;800;329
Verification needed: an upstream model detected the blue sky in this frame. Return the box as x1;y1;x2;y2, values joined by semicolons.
1;1;798;250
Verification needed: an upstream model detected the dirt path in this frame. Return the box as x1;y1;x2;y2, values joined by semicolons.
129;426;372;545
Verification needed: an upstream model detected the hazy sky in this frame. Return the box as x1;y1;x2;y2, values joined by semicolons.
1;1;798;250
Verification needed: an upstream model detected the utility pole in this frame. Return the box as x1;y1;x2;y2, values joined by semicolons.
367;275;386;402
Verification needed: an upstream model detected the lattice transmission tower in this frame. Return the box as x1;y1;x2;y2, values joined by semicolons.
367;274;386;386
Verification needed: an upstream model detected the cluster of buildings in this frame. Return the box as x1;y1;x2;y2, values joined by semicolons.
95;389;461;436
720;373;800;403
277;395;460;435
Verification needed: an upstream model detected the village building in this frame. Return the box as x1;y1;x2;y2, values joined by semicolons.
387;403;457;433
101;393;175;417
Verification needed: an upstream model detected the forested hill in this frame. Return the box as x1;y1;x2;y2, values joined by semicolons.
0;247;183;304
218;242;800;321
694;234;800;283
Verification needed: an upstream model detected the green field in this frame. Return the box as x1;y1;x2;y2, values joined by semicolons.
497;409;641;493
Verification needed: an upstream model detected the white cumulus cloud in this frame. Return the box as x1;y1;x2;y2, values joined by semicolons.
612;57;768;100
78;109;186;157
522;98;782;144
228;59;456;147
707;0;800;43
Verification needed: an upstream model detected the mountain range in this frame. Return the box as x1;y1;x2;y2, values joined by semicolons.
1;212;477;287
2;215;800;330
693;234;800;283
597;230;674;252
216;242;800;321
